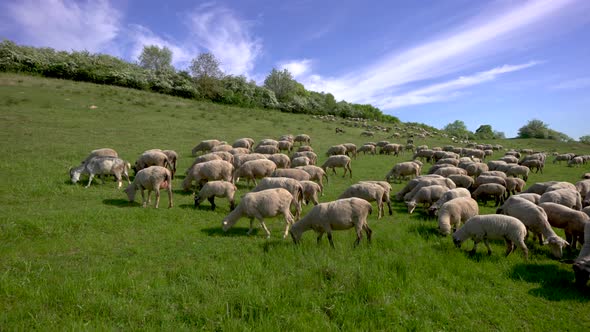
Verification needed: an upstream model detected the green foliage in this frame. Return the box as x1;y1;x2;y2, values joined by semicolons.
518;119;572;142
443;120;472;139
138;45;173;72
263;68;297;102
579;135;590;144
189;52;224;79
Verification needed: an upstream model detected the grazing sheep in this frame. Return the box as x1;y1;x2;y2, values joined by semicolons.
211;144;233;153
291;156;311;168
188;153;223;172
479;171;508;179
544;181;577;193
321;155;353;178
297;145;314;152
256;138;279;148
523;181;560;195
254;145;280;155
210;151;234;163
82;148;118;163
437;158;460;166
434;166;467;177
539;188;582;210
359;180;393;216
497;196;569;258
232;138;254;150
233;159;277;187
291;151;318;165
573;222;590;287
437;197;479;235
395;176;455;201
339;182;387;219
278;140;293;153
429;188;472;215
385;161;422;183
487;160;508;171
514;193;541;204
70;156;131;188
429;163;459;175
358;144;376;155
229;147;251;155
300;180;322;205
505;165;530;181
343;143;358;159
568;156;584;167
326;144;347;156
271;168;311;182
500;155;519;164
192;139;224;156
583;173;590;179
232;153;268;169
296;165;328;192
452;215;528;259
413;149;435;163
474;175;507;192
252;177;303;219
266;153;291;169
289;197;373;247
381;143;402;156
133;150;170;175
471;183;506;207
221;188;295;239
194;181;237;211
294;134;312;146
405;185;450;214
183;160;234;191
124;166;173;208
521;159;544;174
504;177;526;196
539;202;589;250
448;174;474;190
278;134;294;143
145;149;178;178
360;130;375;137
464;162;489;178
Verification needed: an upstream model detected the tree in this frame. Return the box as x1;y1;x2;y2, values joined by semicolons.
517;119;549;139
580;135;590;144
475;125;494;140
443;120;471;139
263;68;297;102
138;45;173;72
189;52;223;79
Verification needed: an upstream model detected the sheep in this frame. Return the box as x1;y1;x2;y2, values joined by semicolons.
321;155;352;178
539;188;582;210
405;185;450;214
504;177;526;196
553;154;572;164
358;144;376;155
584;206;590;218
251;177;303;219
381;143;402;156
447;174;474;190
233;159;277;187
266;153;291;169
500;155;519;164
342;143;357;159
294;134;311;145
413;149;435;163
429;163;459;175
437;197;479;235
291;156;311;167
296;165;328;192
133;150;170;175
188;153;223;173
437;158;460;166
70;156;131;188
211;144;233;153
428;188;472;215
523;181;561;195
291;151;318;165
544;181;577;193
229;147;251;155
520;159;544;174
434;166;467;177
232;153;268;169
568;156;584;167
359;180;393;216
473;175;507;190
583;173;590;180
300;180;322;206
183;160;234;191
471;183;506;207
339;182;387;219
297;145;314;152
360;130;375;137
514;193;541;204
573;222;590;287
144;149;178;178
194;181;237;211
289;197;373;248
539;202;589;250
385;161;422;183
497;196;569;258
192;139;224;156
221;188;295;239
124;166;173;208
254;145;280;155
395;176;454;201
210;151;234;163
271;168;311;182
232;138;254;150
278;134;293;143
82;148;118;163
505;165;530;181
452;215;528;259
479;171;507;179
277;140;293;153
256;138;279;148
464;162;489;178
487;160;508;171
326;144;347;156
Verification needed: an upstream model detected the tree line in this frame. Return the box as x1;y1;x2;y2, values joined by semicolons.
442;119;577;142
0;40;399;123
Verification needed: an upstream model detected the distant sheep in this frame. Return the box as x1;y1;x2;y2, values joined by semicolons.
321;155;352;178
294;134;312;146
343;143;358;159
396;176;455;201
358;144;376;155
194;181;237;211
124;166;173;208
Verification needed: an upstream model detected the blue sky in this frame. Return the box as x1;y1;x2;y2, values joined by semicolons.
2;0;590;139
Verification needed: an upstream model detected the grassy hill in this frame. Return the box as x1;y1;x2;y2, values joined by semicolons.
1;73;589;330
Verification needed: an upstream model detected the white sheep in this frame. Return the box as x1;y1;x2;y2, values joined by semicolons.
82;148;118;163
326;144;347;156
504;177;526;196
573;222;590;287
497;196;569;258
359;180;393;216
300;180;322;205
396;176;454;201
211;144;233;153
437;197;479;235
429;188;472;215
343;143;357;159
434;166;467;177
124;166;173;208
539;202;589;250
291;151;317;165
321;155;352;178
405;185;450;214
278;140;293;153
296;165;328;193
254;145;280;155
523;181;560;195
294;134;311;146
452;214;528;259
233;159;277;187
505;165;530;181
133;150;170;176
471;183;506;207
252;177;304;219
385;161;422;183
222;188;295;238
568;156;584;167
271;168;311;182
194;181;237;211
447;174;474;190
232;153;267;169
144;149;178;178
514;193;541;204
539;188;582;210
266;153;291;169
232;138;254;150
70;156;131;188
358;144;376;155
291;156;311;167
339;182;387;219
464;162;489;177
289;197;373;247
229;147;251;155
191;139;224;156
183;160;234;191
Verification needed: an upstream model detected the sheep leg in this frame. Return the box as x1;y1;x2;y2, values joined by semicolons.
364;224;372;243
115;173;122;189
504;238;515;257
517;240;528;260
141;189;148;208
483;238;493;256
327;232;335;248
85;174;95;188
317;232;324;244
258;218;271;239
247;218;255;235
386;200;392;216
154;188;161;208
470;241;479;255
207;197;216;211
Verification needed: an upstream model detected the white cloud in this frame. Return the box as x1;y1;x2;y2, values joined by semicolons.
187;4;262;77
279;59;312;78
551;77;590;90
2;0;121;53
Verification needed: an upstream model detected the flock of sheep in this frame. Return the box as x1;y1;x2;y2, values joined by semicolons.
68;134;590;287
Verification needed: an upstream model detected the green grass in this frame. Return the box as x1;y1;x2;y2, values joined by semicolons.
1;73;589;330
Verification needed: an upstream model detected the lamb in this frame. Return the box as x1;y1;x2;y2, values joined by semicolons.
291;156;311;167
539;202;589;250
271;168;311;182
339;182;387;219
194;181;237;211
539;188;582;210
405;185;450;214
296;165;328;192
252;177;304;219
266;153;291;169
300;180;322;205
289;197;373;247
497;196;569;258
82;148;118;163
124;166;173;208
191;139;224;156
232;159;277;187
471;183;506;207
321;155;352;178
428;188;472;215
437;197;479;235
573;222;590;287
182;160;234;191
385;161;422;183
452;214;528;259
326;144;347;156
221;188;295;238
447;174;474;190
133;150;170;175
70;156;131;188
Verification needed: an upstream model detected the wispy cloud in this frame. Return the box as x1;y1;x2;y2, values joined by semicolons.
279;59;312;78
187;3;262;77
1;0;121;53
551;77;590;90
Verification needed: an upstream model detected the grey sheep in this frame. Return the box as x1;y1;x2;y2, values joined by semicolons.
296;165;328;192
183;160;234;191
254;145;280;155
271;168;311;182
448;174;474;190
514;193;541;204
429;188;472;215
300;180;322;205
339;182;388;219
194;181;237;211
539;202;589;250
233;159;277;187
405;184;450;214
453;214;528;259
438;197;479;235
70;156;130;188
539;188;582;210
291;156;311;167
321;155;352;178
192;139;224;156
520;159;544;174
358;144;376;155
471;183;506;207
124;166;173;208
267;153;291;169
289;197;373;248
505;177;526;196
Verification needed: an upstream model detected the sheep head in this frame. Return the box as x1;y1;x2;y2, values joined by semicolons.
405;201;417;214
544;236;569;259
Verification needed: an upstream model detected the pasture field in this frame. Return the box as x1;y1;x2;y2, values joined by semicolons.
1;73;589;330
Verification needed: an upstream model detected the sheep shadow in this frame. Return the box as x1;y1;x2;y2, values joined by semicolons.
509;263;590;301
200;226;256;238
103;198;139;208
173;189;194;196
407;223;440;240
261;239;292;253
